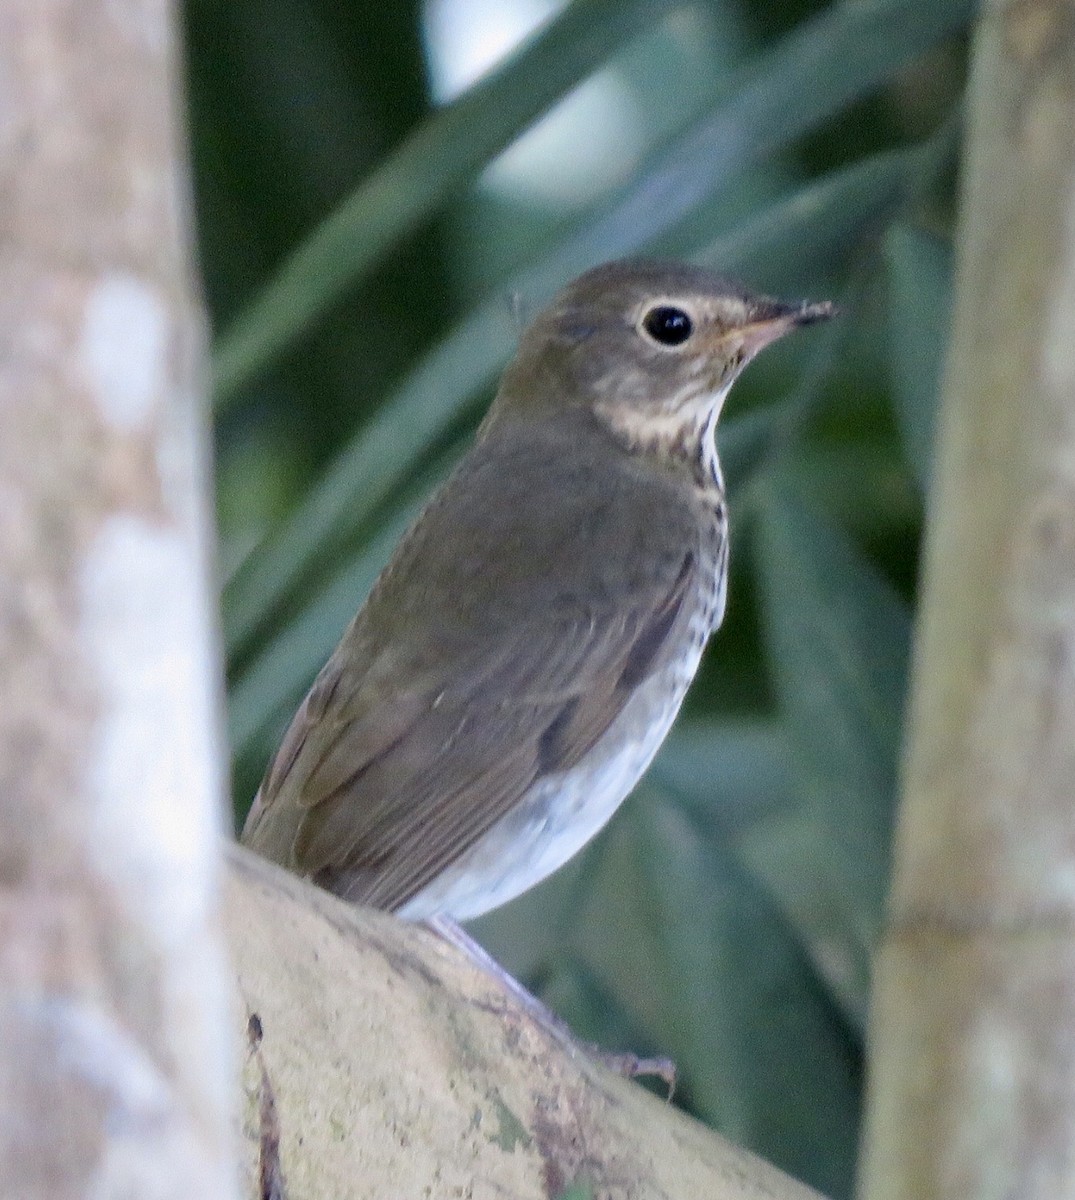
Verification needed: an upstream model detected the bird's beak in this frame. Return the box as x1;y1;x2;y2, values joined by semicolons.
728;298;838;358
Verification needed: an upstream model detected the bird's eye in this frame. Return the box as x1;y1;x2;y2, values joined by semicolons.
641;305;694;347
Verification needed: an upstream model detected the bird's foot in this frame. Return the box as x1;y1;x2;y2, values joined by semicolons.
425;914;675;1097
592;1049;676;1095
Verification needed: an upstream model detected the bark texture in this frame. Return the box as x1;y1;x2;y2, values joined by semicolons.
860;3;1075;1197
228;846;825;1200
0;1;235;1195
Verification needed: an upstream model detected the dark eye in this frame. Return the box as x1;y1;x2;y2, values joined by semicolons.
641;305;694;346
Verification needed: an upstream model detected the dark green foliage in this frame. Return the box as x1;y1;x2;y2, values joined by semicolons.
188;1;972;1194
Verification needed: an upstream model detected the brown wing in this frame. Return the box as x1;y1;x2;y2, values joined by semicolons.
241;410;708;912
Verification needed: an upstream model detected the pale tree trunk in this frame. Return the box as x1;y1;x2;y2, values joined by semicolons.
0;2;236;1197
859;3;1075;1197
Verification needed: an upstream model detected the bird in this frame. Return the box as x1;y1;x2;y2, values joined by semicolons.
242;259;833;928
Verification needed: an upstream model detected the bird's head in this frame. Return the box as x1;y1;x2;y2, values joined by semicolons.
489;259;835;455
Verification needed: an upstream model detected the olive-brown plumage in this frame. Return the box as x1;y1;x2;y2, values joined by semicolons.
242;259;833;919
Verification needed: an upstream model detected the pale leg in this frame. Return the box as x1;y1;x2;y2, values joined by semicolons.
426;913;676;1094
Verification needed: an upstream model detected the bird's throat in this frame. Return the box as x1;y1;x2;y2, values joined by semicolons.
593;388;727;494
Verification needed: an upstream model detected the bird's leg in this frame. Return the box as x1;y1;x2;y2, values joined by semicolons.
425;913;676;1095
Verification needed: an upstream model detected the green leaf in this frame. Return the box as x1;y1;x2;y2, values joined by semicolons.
583;0;974;264
652;721;870;1036
700;130;957;289
650;720;795;831
567;798;862;1200
884;223;954;491
221;298;508;659
227;503;417;762
778;439;921;542
213;0;975;405
212;0;683;407
755;476;911;1021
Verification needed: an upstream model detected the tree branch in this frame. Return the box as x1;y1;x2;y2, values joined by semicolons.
228;847;826;1200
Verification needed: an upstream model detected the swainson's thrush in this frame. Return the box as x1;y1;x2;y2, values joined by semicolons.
243;260;833;922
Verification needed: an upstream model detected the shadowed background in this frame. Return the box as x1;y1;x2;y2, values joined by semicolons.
183;1;973;1194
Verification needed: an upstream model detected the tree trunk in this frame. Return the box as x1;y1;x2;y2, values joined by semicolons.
860;4;1075;1196
0;2;235;1195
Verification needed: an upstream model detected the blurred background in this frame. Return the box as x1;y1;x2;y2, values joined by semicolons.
184;0;972;1194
